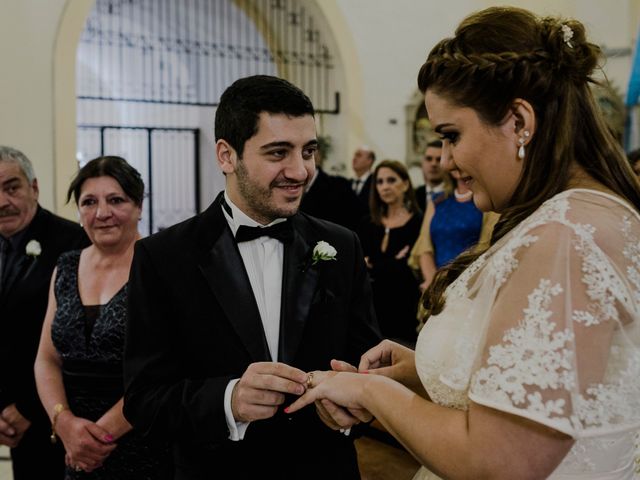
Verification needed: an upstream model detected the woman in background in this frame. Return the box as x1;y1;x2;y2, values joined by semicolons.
35;156;167;479
409;168;498;293
358;160;423;346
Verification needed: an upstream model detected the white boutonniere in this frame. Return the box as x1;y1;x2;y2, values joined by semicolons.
25;239;42;258
312;241;337;266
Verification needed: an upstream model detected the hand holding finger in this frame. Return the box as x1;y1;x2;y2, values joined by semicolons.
247;362;308;385
231;361;310;422
347;407;373;423
58;416;116;464
319;399;361;429
314;400;341;430
242;362;307;395
285;371;370;415
86;422;116;446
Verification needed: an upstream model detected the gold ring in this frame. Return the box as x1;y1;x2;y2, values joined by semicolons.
306;372;314;389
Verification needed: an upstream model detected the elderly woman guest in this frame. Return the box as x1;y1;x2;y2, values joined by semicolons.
287;7;640;479
358;160;422;346
35;156;167;479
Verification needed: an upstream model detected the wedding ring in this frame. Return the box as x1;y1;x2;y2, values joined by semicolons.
306;372;314;389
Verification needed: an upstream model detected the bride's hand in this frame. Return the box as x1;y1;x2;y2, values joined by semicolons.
359;340;427;397
285;371;371;416
308;366;373;429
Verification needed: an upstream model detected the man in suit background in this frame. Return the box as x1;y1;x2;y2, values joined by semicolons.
350;146;375;214
123;75;381;479
300;138;366;231
414;140;444;212
0;146;88;479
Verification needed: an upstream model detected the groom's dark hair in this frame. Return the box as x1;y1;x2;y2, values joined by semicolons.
214;75;315;158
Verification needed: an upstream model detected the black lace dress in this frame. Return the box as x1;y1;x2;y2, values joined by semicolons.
51;250;169;479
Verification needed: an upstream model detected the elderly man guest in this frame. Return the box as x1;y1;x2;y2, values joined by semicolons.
300;138;366;232
0;146;88;479
351;146;376;213
123;75;381;479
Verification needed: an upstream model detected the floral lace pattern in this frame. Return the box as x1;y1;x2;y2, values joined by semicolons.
471;279;575;427
416;190;640;477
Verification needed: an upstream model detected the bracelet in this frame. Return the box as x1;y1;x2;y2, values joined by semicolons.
50;403;66;444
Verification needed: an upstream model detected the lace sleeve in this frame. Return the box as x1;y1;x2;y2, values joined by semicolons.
468;214;640;438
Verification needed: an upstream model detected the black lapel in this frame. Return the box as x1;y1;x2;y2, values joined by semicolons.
278;215;319;364
197;195;271;363
0;207;44;298
2;255;35;296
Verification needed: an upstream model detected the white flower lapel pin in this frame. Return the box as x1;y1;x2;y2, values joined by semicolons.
312;241;337;266
25;239;42;258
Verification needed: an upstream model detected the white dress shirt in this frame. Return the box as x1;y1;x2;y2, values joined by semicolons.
221;191;285;441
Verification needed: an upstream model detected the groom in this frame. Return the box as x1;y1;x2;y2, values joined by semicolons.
123;75;381;479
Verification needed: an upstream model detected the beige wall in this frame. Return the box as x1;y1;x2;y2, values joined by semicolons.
1;0;639;219
0;0;69;211
328;0;640;172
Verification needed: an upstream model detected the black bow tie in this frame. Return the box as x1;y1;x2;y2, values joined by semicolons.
235;221;293;243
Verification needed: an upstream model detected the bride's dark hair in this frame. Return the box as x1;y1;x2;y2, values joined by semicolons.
418;6;640;319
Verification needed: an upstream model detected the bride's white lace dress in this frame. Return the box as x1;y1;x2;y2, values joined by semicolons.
413;190;640;479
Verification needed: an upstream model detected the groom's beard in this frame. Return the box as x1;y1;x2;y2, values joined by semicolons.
235;160;307;222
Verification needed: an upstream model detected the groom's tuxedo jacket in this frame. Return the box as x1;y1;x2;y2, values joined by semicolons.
124;193;381;480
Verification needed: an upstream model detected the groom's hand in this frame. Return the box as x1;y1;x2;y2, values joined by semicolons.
312;360;373;430
231;362;308;423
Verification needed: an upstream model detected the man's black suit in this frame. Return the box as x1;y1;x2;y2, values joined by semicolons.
0;206;88;479
124;193;381;479
415;185;428;213
301;168;366;232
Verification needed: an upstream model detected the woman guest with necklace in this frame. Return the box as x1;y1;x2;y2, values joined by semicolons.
409;169;498;293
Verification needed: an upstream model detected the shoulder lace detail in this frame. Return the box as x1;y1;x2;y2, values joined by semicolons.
486;197;569;288
471;279;575;423
570;219;627;327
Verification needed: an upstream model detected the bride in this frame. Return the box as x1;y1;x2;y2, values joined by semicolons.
285;6;640;479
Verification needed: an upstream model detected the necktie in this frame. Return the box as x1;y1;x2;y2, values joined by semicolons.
352;179;361;193
236;221;293;244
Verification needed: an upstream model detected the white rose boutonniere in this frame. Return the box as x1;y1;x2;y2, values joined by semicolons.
26;239;42;258
312;241;337;266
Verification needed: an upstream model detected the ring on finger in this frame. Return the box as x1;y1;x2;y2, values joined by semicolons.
306;372;314;389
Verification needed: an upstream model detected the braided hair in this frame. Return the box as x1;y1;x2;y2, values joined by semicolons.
418;6;640;319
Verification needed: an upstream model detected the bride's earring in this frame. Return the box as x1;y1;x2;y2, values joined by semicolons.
517;130;530;160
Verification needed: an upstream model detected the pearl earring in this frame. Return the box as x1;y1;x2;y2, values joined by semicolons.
517;130;530;160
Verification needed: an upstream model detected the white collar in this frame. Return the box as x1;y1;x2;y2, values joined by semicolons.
222;191;286;236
